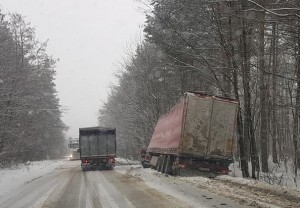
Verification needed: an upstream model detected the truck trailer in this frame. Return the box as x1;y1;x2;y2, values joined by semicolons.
79;126;116;171
145;92;238;175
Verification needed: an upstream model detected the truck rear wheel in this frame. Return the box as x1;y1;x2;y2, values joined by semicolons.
157;156;162;172
160;156;167;173
171;157;180;175
164;155;171;175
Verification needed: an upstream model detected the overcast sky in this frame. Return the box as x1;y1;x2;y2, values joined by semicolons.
0;0;146;138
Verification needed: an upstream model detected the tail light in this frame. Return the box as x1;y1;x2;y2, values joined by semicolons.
82;160;90;163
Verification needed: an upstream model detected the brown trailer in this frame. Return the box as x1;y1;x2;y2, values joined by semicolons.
146;92;238;175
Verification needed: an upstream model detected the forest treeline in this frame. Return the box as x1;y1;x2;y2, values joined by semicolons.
99;0;300;180
0;12;66;166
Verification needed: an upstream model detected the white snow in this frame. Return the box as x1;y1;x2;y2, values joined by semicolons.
116;163;300;208
229;160;300;191
0;159;74;198
0;158;134;199
115;166;210;208
115;165;252;208
115;158;141;166
0;158;299;208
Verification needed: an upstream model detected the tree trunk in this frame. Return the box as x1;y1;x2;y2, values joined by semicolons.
271;22;278;164
240;0;259;179
258;2;268;173
212;2;250;177
228;10;249;177
293;26;300;173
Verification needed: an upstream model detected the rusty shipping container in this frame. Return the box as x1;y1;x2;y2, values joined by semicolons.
146;92;239;174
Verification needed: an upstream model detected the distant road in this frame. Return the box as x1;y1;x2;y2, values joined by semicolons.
0;161;249;208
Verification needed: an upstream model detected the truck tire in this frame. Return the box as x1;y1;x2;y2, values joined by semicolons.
164;155;171;175
171;157;180;175
157;156;162;172
160;156;167;173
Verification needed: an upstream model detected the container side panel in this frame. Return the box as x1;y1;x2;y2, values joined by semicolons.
208;99;238;158
98;134;108;156
181;95;212;156
107;133;116;155
147;98;184;154
89;135;98;156
80;136;90;157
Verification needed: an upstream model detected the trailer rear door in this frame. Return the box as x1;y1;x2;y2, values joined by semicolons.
207;99;238;158
181;94;212;156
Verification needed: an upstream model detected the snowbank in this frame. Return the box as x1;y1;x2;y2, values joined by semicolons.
0;159;74;197
117;164;300;208
115;158;140;166
229;160;300;191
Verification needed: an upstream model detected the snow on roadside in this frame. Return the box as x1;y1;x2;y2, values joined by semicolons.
115;158;141;166
0;159;76;198
229;161;300;190
0;157;134;199
115;165;211;208
182;176;280;208
115;165;253;208
116;164;300;208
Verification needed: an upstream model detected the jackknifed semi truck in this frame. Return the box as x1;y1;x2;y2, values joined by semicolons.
79;127;116;171
144;92;239;175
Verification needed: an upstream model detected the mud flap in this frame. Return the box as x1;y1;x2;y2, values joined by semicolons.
150;156;158;169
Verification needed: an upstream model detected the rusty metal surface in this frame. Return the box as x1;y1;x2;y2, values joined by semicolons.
181;94;212;156
147;98;185;154
207;98;238;158
147;92;238;159
181;94;238;159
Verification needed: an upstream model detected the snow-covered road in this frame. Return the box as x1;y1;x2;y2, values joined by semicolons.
0;160;252;208
120;165;300;208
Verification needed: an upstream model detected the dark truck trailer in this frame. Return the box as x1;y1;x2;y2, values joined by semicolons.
145;92;238;175
79;127;116;171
